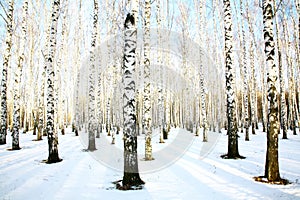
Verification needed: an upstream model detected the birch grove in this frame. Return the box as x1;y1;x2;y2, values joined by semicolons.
0;0;298;188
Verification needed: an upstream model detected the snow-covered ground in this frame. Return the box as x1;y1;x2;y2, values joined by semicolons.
1;126;300;200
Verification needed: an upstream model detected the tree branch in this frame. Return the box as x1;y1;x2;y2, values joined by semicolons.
0;1;8;19
273;0;283;17
0;13;8;24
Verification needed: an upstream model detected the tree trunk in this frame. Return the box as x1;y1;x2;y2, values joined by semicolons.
273;1;288;139
222;0;244;159
0;0;14;145
263;0;281;182
46;0;61;163
87;0;98;151
239;0;250;141
143;0;153;161
121;10;144;189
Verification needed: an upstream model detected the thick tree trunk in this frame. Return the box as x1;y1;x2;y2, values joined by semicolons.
121;8;144;189
263;0;281;182
46;0;61;163
222;0;243;159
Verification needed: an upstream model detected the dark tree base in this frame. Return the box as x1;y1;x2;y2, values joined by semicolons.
114;173;145;190
7;147;22;151
82;148;97;152
32;138;43;141
42;158;63;164
163;128;168;140
43;130;47;136
72;124;75;132
221;154;245;159
254;176;289;185
143;157;155;161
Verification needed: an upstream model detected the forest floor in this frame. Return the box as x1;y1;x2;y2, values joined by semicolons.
0;125;300;200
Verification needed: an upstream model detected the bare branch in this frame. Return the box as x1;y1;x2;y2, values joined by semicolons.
273;0;283;17
0;13;8;24
0;1;8;18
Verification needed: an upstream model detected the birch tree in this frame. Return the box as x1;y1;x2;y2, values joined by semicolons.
245;1;258;135
45;0;61;163
195;0;208;142
11;0;28;150
221;0;244;159
259;0;285;183
273;1;288;139
120;2;144;189
87;0;98;151
0;0;14;145
74;0;83;136
156;0;165;143
238;0;250;141
143;0;153;161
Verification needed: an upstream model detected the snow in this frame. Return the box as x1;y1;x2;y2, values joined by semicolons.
1;126;300;200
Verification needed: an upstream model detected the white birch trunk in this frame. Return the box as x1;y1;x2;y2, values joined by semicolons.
273;1;287;139
222;0;243;159
12;0;28;150
263;0;281;181
45;0;61;163
0;0;14;145
87;0;98;151
239;0;250;141
143;0;153;161
122;1;144;186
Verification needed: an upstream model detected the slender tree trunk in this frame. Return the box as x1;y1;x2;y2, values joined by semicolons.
143;0;153;161
12;1;28;150
0;0;14;145
238;0;250;141
87;0;98;151
273;1;288;139
122;9;144;188
156;0;165;143
74;0;82;137
195;0;208;141
263;0;281;182
45;0;61;163
222;0;243;159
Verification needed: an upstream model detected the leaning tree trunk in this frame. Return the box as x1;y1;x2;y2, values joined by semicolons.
263;0;282;182
222;0;243;159
0;0;14;145
121;10;144;188
143;0;153;161
87;0;98;151
45;0;61;163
